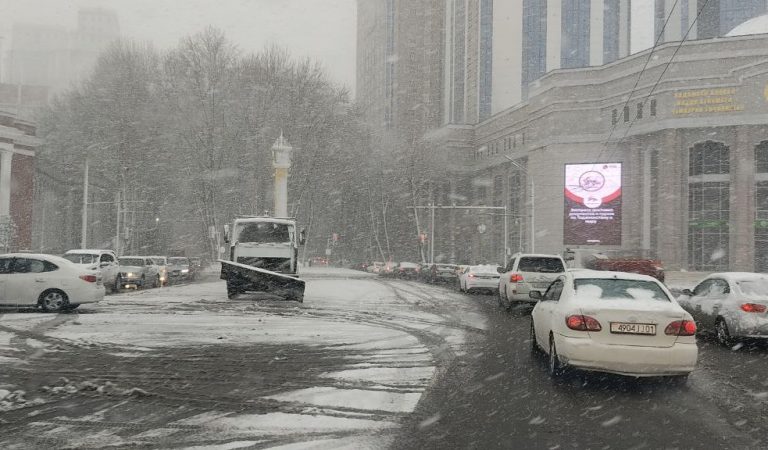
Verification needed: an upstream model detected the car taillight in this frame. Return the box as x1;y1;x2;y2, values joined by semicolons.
741;303;767;313
467;273;476;278
510;273;523;283
664;320;697;336
79;274;97;283
565;315;602;331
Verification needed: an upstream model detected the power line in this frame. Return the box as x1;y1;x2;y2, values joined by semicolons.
596;0;681;163
606;0;711;162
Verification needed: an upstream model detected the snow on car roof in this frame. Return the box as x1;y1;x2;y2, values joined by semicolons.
708;272;768;282
64;249;114;255
569;269;660;283
234;217;295;225
1;253;77;266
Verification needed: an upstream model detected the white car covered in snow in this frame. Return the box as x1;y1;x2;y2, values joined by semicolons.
677;272;768;346
530;270;698;380
0;253;104;311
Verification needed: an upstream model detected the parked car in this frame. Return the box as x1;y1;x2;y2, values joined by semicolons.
458;265;501;293
425;263;459;283
677;272;768;346
309;256;330;267
530;270;698;380
149;256;169;286
0;253;104;311
396;261;420;279
366;261;385;273
117;256;160;289
498;253;566;309
379;261;398;278
63;249;120;293
167;256;194;283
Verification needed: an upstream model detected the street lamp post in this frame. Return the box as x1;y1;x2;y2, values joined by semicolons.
503;155;535;253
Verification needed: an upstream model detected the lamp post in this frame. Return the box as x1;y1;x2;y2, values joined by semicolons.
503;155;535;253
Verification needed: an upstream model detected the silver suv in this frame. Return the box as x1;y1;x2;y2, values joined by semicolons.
497;253;566;309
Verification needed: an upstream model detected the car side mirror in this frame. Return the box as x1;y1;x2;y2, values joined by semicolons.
681;289;694;297
529;290;543;300
299;229;306;246
496;267;504;274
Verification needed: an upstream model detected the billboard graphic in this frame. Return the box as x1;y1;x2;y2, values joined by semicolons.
564;163;622;245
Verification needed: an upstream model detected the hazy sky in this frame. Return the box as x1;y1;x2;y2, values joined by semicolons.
0;0;358;91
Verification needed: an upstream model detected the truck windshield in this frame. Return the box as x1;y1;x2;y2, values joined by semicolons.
236;222;292;244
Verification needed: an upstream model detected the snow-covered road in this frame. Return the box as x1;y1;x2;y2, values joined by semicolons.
0;267;486;449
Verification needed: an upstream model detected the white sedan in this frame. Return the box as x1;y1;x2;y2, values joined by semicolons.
0;253;105;312
458;265;501;293
530;270;698;380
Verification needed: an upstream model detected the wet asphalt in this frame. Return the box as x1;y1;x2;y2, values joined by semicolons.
393;288;768;450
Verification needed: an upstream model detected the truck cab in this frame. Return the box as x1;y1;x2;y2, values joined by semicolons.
221;216;305;301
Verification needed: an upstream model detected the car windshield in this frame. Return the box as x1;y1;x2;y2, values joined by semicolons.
119;258;144;266
63;254;98;264
574;278;670;302
518;257;564;273
235;222;291;244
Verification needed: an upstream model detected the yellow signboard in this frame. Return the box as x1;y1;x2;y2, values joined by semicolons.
672;87;744;115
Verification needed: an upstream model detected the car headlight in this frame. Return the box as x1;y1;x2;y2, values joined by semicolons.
181;269;189;273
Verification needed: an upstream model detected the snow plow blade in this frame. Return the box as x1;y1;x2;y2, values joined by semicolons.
219;260;305;302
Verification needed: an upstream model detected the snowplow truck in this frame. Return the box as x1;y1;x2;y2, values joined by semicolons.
220;216;305;301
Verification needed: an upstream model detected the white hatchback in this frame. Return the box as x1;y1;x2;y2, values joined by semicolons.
0;253;105;312
459;265;501;293
531;270;698;380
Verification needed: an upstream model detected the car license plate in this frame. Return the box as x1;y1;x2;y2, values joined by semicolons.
610;322;656;335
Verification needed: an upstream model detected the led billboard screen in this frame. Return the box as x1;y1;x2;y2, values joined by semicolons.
564;163;622;245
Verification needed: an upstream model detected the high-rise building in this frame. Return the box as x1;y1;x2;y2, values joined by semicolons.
442;0;632;124
5;7;120;94
355;0;444;139
655;0;767;41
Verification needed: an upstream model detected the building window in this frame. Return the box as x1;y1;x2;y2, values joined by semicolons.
689;140;730;176
650;99;657;116
757;141;768;173
623;105;629;123
479;0;493;121
452;0;466;124
603;0;620;63
688;141;730;271
688;182;730;271
522;0;547;99
637;102;644;119
561;0;591;69
654;0;666;42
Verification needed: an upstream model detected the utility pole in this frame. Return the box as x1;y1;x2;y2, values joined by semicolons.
115;190;121;256
80;158;89;248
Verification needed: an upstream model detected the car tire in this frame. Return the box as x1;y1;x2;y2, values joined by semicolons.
548;336;564;377
154;275;161;288
669;374;689;386
39;289;69;313
530;320;540;354
226;282;242;299
114;276;122;292
140;275;146;289
715;318;732;347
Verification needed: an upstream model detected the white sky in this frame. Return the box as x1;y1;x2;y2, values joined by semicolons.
0;0;358;92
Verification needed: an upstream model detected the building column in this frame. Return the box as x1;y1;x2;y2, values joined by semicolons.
0;145;13;218
546;0;562;72
730;127;755;271
656;130;685;270
491;0;523;113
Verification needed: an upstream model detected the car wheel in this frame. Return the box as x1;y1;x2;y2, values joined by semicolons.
227;282;242;299
114;276;122;292
715;319;732;347
530;320;540;354
140;275;146;289
548;336;564;377
39;289;69;313
154;275;161;288
669;374;689;386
